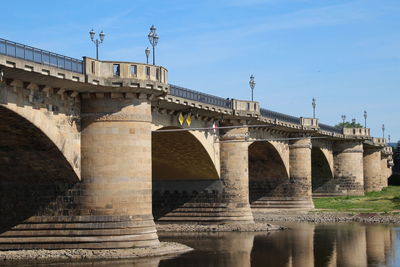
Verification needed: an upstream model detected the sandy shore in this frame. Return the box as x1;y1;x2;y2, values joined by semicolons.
156;222;285;232
0;242;192;264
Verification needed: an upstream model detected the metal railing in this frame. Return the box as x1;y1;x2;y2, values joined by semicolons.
0;38;83;73
169;84;232;108
260;108;300;125
169;85;342;135
319;123;342;134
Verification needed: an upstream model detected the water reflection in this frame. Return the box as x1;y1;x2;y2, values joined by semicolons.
6;223;399;266
158;232;255;267
159;223;397;267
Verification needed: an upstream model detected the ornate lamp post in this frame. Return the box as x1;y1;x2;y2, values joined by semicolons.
249;75;255;101
341;115;346;130
89;29;105;60
382;124;385;139
148;25;159;65
341;115;346;125
363;110;367;128
145;47;150;64
312;98;316;119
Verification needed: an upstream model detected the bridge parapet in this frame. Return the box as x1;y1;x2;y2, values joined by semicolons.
259;108;302;129
165;84;233;114
231;99;260;117
0;43;84;83
382;146;393;156
318;123;343;136
300;117;319;130
0;38;168;98
0;38;83;73
343;127;371;138
372;137;387;146
83;57;168;93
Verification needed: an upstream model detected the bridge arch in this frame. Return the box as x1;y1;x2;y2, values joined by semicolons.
311;146;334;193
248;141;289;203
152;126;219;180
0;105;79;233
0;85;80;178
151;126;220;220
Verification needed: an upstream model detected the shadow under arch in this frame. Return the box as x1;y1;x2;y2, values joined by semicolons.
311;147;334;194
152;126;220;220
0;106;79;233
248;141;289;203
152;126;219;180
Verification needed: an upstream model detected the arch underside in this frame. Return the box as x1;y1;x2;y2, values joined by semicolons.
152;127;220;221
249;141;289;203
312;147;335;195
0;106;79;234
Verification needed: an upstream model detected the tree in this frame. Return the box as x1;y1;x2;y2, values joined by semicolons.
334;121;363;129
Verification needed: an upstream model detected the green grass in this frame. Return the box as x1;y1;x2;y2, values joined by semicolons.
313;186;400;213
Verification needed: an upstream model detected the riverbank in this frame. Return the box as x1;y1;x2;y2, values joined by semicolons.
313;186;400;213
157;222;285;232
0;242;192;265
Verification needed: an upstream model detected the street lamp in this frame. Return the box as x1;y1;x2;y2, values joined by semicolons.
312;98;316;119
148;25;159;65
89;29;105;60
382;124;385;139
363;110;367;128
145;47;150;64
341;115;346;126
249;75;255;101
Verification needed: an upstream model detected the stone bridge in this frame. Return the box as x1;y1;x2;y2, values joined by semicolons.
0;38;393;249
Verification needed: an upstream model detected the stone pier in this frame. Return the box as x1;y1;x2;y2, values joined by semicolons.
380;156;389;189
363;147;382;192
333;141;364;195
79;94;159;248
287;137;314;208
219;128;254;223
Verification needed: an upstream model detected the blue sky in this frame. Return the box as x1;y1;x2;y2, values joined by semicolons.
1;0;399;141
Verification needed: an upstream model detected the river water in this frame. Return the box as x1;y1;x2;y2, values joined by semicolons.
11;222;400;267
158;222;400;267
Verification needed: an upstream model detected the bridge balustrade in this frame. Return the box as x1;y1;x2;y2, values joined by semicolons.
0;38;83;73
169;84;232;108
260;108;300;125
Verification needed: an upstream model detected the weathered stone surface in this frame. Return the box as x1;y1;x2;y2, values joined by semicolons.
219;128;254;222
0;95;160;249
380;155;390;189
333;141;364;195
363;147;382;192
287;137;314;208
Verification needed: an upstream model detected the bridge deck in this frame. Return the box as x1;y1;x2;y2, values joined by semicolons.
1;37;343;136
